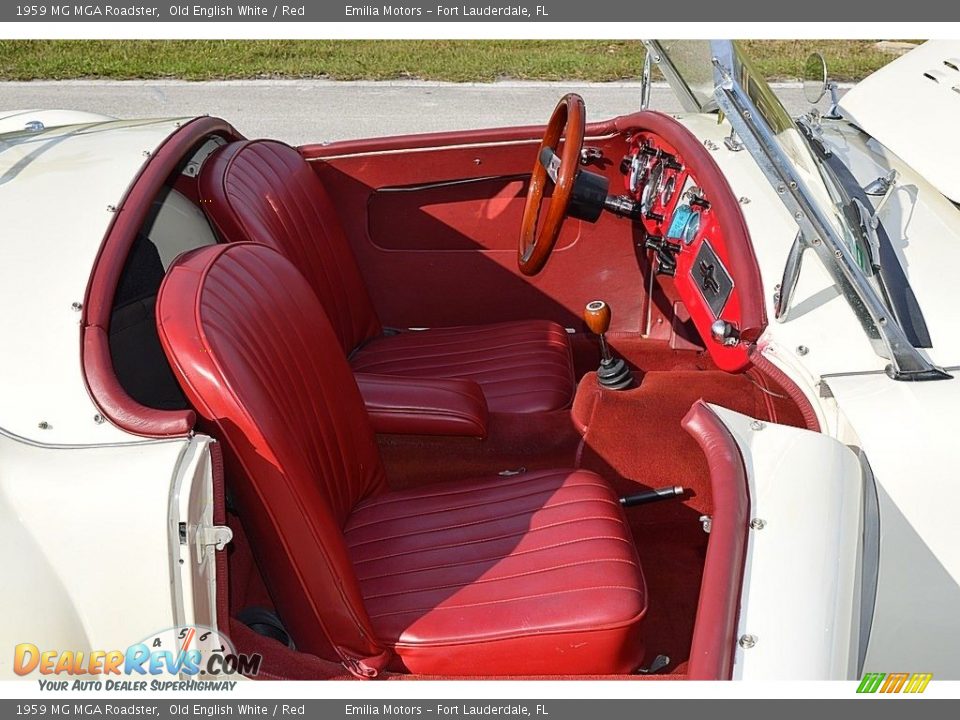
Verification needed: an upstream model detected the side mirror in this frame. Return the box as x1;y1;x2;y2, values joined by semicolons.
802;52;829;103
801;51;842;119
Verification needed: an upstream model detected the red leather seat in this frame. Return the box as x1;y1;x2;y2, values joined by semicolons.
198;139;575;415
346;469;647;675
156;243;646;677
350;320;574;415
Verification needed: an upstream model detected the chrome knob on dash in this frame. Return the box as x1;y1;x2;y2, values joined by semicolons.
710;319;741;347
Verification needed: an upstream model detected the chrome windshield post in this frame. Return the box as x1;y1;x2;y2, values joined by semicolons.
640;50;652;111
709;42;950;381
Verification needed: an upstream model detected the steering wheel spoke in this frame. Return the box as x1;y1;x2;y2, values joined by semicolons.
540;147;562;183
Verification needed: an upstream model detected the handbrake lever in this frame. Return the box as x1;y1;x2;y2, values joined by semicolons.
619;486;685;507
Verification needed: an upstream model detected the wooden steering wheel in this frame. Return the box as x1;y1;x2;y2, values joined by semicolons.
518;93;586;276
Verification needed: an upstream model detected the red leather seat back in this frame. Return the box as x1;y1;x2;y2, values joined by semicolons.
155;242;391;674
198;140;382;354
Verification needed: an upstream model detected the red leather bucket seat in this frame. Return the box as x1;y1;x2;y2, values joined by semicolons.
198;139;575;415
156;242;646;677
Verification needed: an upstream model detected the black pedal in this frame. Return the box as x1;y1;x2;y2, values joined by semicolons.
638;654;672;675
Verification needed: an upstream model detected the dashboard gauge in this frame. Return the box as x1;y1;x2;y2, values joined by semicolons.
640;160;665;214
666;204;702;245
680;209;701;244
660;175;677;206
628;153;646;194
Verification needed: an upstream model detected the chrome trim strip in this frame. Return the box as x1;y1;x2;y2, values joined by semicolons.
856;449;881;677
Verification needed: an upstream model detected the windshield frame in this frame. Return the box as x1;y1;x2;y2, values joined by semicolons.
647;39;948;381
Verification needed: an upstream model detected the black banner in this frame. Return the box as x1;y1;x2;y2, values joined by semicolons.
2;0;958;22
1;700;959;720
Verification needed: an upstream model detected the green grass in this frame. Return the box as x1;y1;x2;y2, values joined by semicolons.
0;40;905;83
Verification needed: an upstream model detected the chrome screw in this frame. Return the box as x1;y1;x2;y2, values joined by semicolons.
739;634;758;649
797;345;809;356
38;421;51;430
749;420;765;431
71;302;83;312
93;414;105;425
750;518;767;530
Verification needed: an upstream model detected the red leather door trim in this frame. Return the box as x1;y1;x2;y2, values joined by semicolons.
82;116;241;437
681;400;749;680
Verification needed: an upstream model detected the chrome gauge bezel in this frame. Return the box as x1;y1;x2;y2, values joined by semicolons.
628;153;646;194
641;160;665;214
660;174;677;206
681;209;701;245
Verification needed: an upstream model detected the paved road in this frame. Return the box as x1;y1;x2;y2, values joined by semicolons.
0;80;843;145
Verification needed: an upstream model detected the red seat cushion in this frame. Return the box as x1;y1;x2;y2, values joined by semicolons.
156;242;645;677
345;469;647;675
350;320;575;414
199;139;575;415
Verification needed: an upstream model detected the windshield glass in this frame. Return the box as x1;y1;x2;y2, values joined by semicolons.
651;40;716;111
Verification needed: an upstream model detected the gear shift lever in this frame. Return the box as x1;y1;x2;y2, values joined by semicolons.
584;300;634;390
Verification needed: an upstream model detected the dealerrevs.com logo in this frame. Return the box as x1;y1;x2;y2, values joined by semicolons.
13;625;262;691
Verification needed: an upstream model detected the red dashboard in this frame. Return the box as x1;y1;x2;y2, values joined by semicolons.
617;112;767;372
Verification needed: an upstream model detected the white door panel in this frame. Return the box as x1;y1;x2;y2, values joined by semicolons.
708;405;865;680
0;429;218;678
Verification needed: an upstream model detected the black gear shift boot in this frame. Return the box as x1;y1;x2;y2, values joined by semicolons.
597;356;634;390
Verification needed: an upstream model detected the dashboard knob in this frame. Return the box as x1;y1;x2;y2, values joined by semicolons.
710;319;741;347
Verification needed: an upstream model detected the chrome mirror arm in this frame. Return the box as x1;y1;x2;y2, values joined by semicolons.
825;80;843;120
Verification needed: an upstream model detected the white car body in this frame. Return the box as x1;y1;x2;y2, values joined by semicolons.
1;41;959;681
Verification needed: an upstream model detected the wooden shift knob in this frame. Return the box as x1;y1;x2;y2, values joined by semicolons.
584;300;611;336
